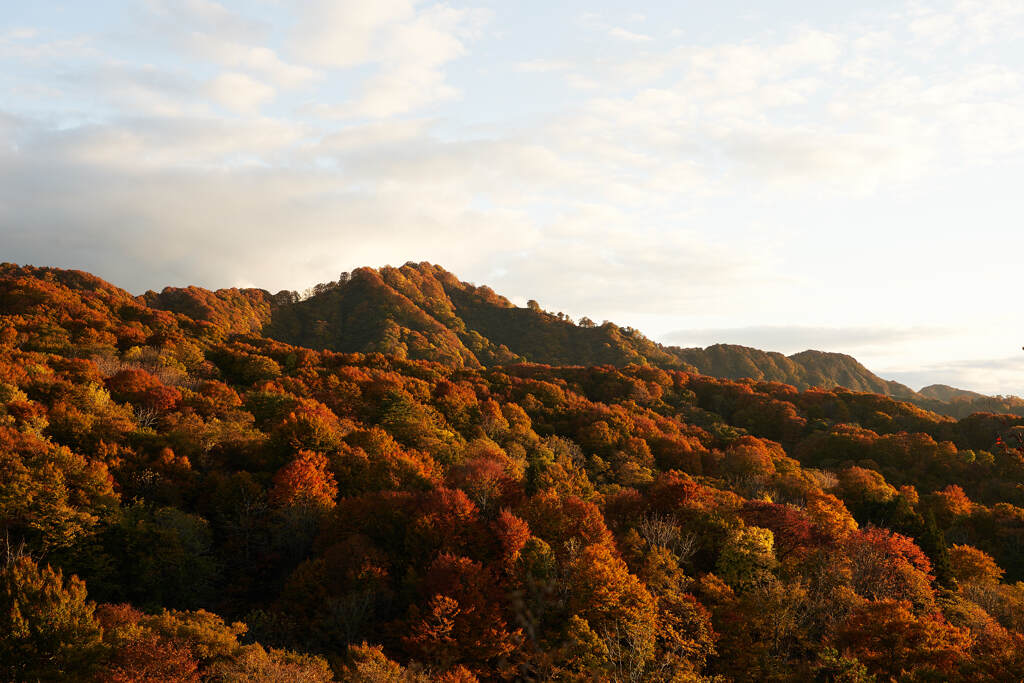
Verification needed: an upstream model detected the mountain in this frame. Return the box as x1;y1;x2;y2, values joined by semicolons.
671;345;918;397
140;261;966;409
147;262;695;371
916;383;1024;419
920;384;986;402
3;260;1015;415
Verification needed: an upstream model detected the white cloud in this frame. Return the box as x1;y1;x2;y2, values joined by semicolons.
2;27;37;40
290;0;416;69
46;63;201;118
0;124;534;294
514;59;572;73
145;0;266;43
0;32;95;60
142;0;318;89
19;115;302;170
190;37;319;88
205;72;275;113
608;27;653;43
287;0;485;117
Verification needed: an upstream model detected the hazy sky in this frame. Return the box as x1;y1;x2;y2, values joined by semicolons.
2;1;1024;394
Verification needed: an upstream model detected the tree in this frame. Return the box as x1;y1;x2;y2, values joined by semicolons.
832;600;971;679
564;543;658;673
843;527;935;607
340;642;429;682
805;491;858;542
401;553;519;675
0;557;104;681
949;544;1005;584
96;604;200;683
90;504;218;610
715;526;778;591
0;426;117;554
205;644;333;682
268;450;338;510
837;466;897;514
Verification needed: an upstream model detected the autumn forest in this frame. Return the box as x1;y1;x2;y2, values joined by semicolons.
4;261;1024;681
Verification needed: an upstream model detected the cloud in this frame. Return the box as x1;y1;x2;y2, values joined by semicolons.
0;31;95;61
145;0;267;44
142;1;318;89
0;115;532;293
514;59;572;73
189;37;319;89
56;63;202;118
288;0;486;117
479;210;778;319
608;27;653;43
883;356;1024;396
10;114;303;171
205;72;275;113
2;28;38;41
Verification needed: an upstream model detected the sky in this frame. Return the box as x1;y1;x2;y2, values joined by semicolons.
2;1;1024;395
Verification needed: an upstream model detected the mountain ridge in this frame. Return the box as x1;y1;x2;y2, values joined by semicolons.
4;260;1018;418
139;260;1024;417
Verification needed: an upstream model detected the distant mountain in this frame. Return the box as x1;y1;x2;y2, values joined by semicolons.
914;384;1024;419
671;345;918;398
919;384;987;402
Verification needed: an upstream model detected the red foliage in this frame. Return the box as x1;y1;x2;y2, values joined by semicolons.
832;600;972;679
401;553;519;674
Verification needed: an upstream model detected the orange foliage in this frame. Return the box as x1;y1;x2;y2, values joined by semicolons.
268;450;338;509
949;544;1005;584
832;600;972;679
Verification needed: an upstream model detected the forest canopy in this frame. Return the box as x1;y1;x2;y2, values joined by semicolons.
2;261;1024;681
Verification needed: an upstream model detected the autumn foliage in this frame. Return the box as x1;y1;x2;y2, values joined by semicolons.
2;261;1024;680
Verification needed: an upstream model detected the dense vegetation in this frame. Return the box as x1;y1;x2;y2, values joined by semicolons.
4;261;1024;681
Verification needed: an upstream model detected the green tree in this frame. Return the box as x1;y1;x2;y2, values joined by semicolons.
0;556;104;681
715;525;778;591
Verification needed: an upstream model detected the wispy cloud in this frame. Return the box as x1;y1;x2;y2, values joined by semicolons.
205;71;275;113
514;59;572;73
289;1;487;117
608;27;653;43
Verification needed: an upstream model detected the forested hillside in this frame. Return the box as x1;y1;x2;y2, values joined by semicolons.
146;262;692;371
4;262;1024;680
142;261;1020;417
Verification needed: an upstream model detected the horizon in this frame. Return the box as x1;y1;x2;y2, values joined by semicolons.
3;2;1024;394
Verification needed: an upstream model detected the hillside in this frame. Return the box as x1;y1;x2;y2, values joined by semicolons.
6;260;1024;679
140;261;1014;416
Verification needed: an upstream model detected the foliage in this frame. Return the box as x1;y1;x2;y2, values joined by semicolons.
1;261;1023;679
